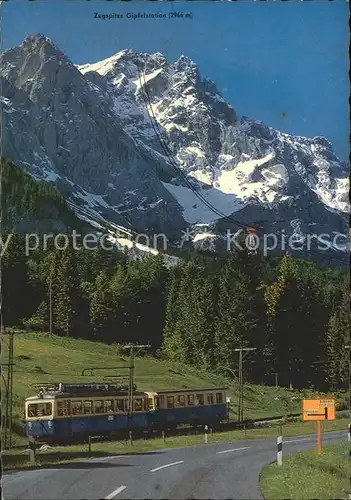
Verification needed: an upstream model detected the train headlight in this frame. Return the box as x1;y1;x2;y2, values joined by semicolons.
28;422;32;429
48;420;53;428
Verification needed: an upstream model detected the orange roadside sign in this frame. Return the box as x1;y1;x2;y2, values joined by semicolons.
302;398;335;421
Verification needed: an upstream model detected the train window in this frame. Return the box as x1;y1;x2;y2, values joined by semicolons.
133;399;143;411
71;401;83;415
83;401;93;414
56;401;69;417
115;399;125;412
28;406;35;417
159;395;165;408
167;396;175;408
195;394;204;406
28;402;52;417
155;397;159;409
207;394;214;405
94;400;104;414
187;394;194;406
104;400;114;413
176;395;185;407
216;393;223;404
148;398;154;410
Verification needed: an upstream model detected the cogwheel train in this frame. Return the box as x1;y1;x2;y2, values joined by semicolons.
24;382;228;443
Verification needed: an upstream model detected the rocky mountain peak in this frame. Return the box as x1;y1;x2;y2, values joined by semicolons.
22;33;62;54
0;33;81;107
174;54;197;70
1;35;349;263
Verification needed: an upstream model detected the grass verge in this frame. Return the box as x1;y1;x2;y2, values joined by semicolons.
260;442;350;500
3;417;349;472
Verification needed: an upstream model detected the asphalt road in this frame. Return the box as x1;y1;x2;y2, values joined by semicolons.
3;430;346;500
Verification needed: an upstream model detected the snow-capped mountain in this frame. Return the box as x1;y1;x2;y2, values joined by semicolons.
1;35;349;260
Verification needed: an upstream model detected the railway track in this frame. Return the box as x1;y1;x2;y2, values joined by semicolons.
7;410;349;450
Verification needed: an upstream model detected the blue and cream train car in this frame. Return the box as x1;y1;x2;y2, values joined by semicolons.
25;383;149;443
145;388;228;430
24;383;228;443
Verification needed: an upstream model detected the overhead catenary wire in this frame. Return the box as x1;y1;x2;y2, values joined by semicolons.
136;53;291;232
136;56;251;230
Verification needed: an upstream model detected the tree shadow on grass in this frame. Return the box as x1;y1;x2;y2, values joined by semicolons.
4;450;166;472
38;461;135;470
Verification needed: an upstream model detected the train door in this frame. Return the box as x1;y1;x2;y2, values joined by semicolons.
66;401;73;437
56;400;73;438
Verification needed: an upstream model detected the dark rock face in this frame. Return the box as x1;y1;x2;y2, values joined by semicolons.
1;34;349;262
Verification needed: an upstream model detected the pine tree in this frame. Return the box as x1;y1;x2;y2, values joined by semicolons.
264;255;303;388
109;263;131;341
214;255;254;373
136;255;168;351
23;301;48;332
325;283;350;389
163;267;184;361
174;261;216;368
231;249;268;383
1;232;32;326
293;261;331;388
52;243;80;336
90;270;113;341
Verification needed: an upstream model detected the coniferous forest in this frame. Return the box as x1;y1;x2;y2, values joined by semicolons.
1;231;349;392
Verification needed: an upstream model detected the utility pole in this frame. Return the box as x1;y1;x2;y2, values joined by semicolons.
345;345;350;416
234;348;256;422
121;344;151;426
8;331;14;449
223;366;238;423
238;350;243;422
49;275;52;336
2;330;15;449
66;311;69;337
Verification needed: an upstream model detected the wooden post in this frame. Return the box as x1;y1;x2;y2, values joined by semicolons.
88;436;91;454
238;350;243;422
29;449;35;465
129;429;133;446
317;420;322;455
28;437;36;465
162;430;166;443
204;425;208;444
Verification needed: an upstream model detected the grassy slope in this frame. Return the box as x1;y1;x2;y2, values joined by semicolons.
1;332;343;444
260;442;350;500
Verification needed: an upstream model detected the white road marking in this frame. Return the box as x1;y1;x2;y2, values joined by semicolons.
104;485;127;499
150;460;184;472
285;437;312;443
216;446;251;455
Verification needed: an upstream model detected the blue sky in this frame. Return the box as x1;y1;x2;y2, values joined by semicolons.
2;0;349;160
